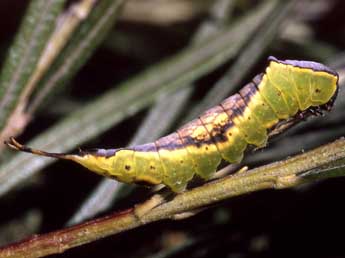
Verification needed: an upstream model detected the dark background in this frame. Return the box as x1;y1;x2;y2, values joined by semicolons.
0;1;345;257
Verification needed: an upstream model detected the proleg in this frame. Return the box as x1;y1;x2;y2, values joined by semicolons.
5;56;339;192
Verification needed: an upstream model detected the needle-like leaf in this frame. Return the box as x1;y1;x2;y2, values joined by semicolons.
0;0;66;149
0;0;277;197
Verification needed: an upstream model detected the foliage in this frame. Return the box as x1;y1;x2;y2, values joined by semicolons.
0;0;344;257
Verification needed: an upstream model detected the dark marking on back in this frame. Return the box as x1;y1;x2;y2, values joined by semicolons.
221;94;245;120
198;119;215;143
239;82;257;104
178;118;215;148
199;106;234;144
221;95;237;120
134;143;157;152
156;133;185;150
77;148;118;158
252;73;264;88
200;105;233;130
234;96;247;115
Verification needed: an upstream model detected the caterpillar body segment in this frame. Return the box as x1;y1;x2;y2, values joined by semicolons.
265;65;299;115
6;57;339;192
255;73;291;119
221;94;267;146
133;143;164;185
177;118;222;180
239;83;279;129
198;105;247;164
155;133;196;192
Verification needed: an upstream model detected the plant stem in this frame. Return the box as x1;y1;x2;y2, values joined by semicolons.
1;138;344;258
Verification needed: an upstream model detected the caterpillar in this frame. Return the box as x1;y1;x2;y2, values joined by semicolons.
5;57;339;192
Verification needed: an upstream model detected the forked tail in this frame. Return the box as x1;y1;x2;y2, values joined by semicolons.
4;137;76;160
5;137;121;178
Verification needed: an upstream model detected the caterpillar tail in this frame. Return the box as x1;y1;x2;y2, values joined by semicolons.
5;137;77;160
4;137;115;177
5;137;162;188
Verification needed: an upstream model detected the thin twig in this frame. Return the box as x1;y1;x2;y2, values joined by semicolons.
0;138;344;258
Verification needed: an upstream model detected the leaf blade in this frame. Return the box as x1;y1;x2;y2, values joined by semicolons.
0;0;278;197
0;0;66;137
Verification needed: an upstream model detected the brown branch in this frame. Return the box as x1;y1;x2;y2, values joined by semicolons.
0;138;344;258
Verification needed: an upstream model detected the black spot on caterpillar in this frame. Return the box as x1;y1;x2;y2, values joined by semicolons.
5;57;339;192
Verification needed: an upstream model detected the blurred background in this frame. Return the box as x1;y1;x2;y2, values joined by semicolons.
0;0;344;257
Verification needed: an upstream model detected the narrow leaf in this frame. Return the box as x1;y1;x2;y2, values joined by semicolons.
0;0;277;197
0;0;66;145
27;0;126;115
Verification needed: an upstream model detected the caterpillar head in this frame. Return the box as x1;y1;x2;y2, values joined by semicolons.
268;56;339;113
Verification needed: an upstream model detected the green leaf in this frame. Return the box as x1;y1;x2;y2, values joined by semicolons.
0;0;278;197
27;0;125;114
0;0;66;132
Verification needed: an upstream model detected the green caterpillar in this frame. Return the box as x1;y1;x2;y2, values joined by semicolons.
6;57;339;192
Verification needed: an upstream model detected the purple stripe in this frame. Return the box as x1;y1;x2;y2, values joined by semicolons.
268;56;338;76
